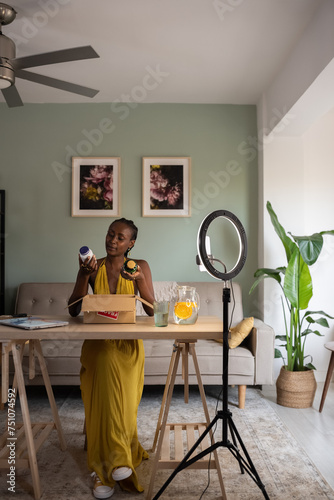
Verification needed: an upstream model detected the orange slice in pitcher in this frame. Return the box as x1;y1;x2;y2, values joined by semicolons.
174;301;193;320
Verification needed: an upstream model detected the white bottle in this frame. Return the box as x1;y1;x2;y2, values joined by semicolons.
79;246;93;263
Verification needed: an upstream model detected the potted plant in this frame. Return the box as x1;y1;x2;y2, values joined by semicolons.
250;201;334;408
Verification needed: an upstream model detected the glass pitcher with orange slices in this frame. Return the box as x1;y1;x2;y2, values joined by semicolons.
173;286;200;325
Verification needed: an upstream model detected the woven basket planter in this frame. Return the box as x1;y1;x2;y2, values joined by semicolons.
276;366;317;408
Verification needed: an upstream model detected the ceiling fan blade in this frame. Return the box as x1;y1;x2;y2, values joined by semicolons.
16;69;99;98
1;85;23;107
13;45;99;70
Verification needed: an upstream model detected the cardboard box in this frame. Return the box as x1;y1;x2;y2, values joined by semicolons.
81;294;153;324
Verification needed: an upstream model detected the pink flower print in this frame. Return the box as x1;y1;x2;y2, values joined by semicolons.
80;165;114;209
103;172;113;202
103;190;113;203
150;170;169;202
166;183;181;206
84;165;111;184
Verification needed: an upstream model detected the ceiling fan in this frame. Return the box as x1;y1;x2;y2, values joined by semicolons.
0;3;100;107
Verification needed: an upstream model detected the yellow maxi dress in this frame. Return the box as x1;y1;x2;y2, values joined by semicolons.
80;259;148;492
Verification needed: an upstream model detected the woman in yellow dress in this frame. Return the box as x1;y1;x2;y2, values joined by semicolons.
69;218;155;499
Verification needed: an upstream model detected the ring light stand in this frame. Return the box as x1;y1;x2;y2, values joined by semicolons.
153;210;269;500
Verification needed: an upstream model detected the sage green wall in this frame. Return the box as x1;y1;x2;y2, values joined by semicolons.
0;103;258;314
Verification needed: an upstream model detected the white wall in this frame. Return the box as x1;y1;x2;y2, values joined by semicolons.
303;109;334;377
261;109;334;381
257;0;334;382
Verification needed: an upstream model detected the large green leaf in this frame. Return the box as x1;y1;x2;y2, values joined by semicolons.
305;316;329;327
283;248;312;309
301;329;323;337
266;202;296;262
276;335;288;342
255;266;286;275
254;267;282;280
320;230;334;237
291;233;323;265
292;230;334;265
303;310;334;320
249;268;282;294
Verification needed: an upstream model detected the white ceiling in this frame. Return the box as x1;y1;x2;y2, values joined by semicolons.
0;0;324;105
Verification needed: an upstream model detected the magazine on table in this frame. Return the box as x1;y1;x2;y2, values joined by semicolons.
0;316;69;330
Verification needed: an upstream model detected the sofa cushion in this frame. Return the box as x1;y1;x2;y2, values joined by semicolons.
214;317;254;348
229;317;254;348
15;282;76;316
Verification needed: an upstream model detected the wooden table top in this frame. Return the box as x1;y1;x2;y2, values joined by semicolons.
0;315;224;342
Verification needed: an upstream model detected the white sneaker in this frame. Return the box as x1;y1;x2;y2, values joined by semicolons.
91;472;114;499
111;466;132;481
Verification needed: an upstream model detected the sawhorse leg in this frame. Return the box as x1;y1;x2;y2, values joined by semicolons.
1;340;66;500
33;340;66;451
12;341;42;499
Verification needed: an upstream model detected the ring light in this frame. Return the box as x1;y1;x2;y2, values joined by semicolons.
197;210;247;280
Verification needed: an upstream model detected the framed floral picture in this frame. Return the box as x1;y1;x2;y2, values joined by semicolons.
72;157;121;217
142;157;191;217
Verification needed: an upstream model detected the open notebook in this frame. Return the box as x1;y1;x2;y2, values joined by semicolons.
0;317;69;330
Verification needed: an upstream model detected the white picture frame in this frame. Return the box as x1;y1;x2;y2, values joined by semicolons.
72;157;121;217
142;157;191;217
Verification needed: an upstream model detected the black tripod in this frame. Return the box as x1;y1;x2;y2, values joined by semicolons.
153;285;270;499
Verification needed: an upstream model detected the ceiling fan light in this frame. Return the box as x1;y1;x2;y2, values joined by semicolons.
0;60;14;88
0;77;11;88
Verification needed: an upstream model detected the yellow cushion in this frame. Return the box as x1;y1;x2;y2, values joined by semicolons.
229;317;254;348
215;317;254;348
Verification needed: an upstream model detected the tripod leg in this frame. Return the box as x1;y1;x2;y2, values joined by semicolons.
228;416;269;499
227;416;244;475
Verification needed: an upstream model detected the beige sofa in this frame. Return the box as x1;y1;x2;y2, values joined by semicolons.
12;281;275;408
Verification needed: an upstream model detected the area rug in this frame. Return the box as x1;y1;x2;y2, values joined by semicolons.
0;386;333;500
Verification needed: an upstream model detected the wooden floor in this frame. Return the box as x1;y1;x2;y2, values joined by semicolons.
261;381;334;490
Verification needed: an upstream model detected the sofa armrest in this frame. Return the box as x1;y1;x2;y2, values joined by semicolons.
244;318;275;385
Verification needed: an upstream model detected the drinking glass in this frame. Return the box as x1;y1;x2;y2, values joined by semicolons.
153;300;170;327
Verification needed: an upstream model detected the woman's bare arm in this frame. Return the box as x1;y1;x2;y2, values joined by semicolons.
68;255;98;317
